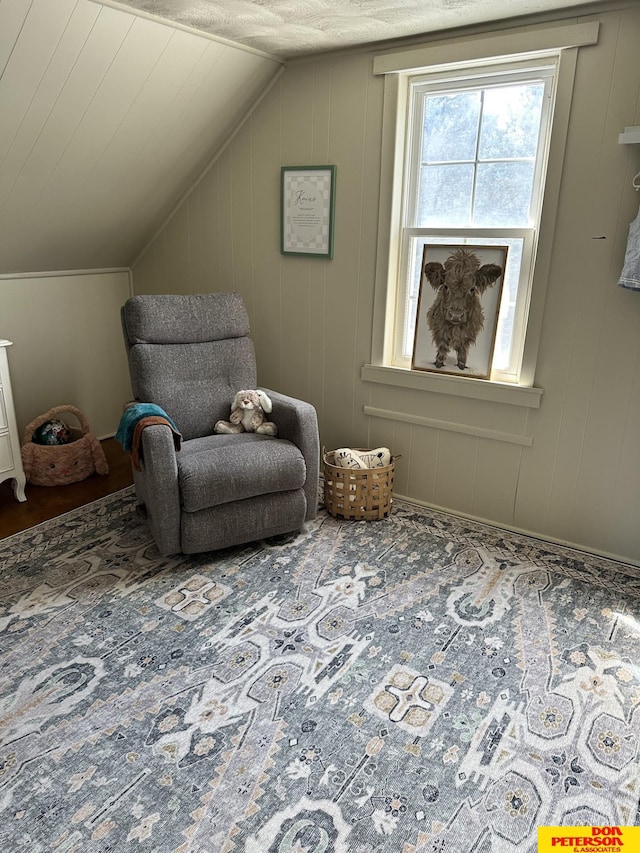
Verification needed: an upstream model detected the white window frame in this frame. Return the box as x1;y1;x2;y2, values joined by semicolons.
396;61;556;382
366;22;599;407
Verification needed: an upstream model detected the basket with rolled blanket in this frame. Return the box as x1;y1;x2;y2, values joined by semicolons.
21;405;109;486
323;446;396;521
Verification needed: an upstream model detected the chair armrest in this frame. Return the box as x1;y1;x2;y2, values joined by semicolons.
136;425;181;555
261;388;319;521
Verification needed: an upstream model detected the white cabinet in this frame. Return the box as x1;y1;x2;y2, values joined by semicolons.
0;341;26;502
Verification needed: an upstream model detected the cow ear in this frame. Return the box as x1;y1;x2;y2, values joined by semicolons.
424;262;445;290
476;264;503;292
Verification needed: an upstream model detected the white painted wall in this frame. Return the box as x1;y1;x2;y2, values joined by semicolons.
0;270;132;439
132;2;640;565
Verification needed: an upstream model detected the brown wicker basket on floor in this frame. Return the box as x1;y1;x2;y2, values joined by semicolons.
323;448;395;521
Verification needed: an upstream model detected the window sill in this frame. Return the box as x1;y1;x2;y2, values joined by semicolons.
361;364;543;409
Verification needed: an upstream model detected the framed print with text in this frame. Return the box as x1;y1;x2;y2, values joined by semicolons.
281;166;335;258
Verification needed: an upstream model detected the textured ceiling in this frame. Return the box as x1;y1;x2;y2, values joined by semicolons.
106;0;603;57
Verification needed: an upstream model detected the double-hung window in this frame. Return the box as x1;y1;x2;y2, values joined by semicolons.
370;23;599;396
398;60;554;383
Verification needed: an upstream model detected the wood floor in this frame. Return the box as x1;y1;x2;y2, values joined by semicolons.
0;438;134;539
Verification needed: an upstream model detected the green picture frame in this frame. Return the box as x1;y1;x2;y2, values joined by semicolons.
280;165;336;258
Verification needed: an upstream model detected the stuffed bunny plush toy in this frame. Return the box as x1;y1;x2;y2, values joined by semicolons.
214;390;278;436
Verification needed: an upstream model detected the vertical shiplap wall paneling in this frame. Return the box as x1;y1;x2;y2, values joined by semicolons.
279;64;316;404
216;147;236;293
605;359;640;556
353;57;385;449
461;397;527;525
567;8;640;556
308;63;332;438
546;12;624;543
389;420;412;496
321;54;372;451
472;440;523;526
278;254;313;404
406;423;440;506
433;406;479;517
185;171;205;292
200;164;223;289
132;229;168;294
0;271;131;437
514;14;615;538
519;7;640;556
373;383;461;504
530;6;640;558
229;117;255;318
368;390;417;497
601;9;640;556
249;84;283;390
163;203;192;288
192;164;224;294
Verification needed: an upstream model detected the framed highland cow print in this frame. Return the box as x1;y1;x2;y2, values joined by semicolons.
412;244;507;380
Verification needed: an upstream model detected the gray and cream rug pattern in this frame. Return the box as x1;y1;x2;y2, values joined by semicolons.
1;487;639;852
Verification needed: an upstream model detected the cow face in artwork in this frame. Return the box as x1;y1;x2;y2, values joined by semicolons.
424;248;503;371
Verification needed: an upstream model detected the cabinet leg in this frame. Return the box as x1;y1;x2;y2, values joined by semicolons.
12;476;27;502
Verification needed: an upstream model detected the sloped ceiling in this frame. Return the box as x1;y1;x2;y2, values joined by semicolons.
0;0;603;274
0;0;281;274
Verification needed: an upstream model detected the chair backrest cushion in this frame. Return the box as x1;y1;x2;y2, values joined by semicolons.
122;293;257;440
122;292;250;349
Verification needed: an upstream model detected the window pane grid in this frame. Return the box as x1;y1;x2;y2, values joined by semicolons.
415;82;543;230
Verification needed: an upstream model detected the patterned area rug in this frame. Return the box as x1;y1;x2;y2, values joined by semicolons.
1;487;639;852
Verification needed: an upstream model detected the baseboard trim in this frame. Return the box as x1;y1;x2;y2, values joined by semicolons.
392;491;640;570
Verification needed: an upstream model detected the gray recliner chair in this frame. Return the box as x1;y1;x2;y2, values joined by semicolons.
121;292;319;556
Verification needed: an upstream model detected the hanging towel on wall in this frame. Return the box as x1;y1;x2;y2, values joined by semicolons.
618;202;640;291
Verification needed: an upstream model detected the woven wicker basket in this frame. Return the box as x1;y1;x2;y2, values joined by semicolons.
323;448;395;521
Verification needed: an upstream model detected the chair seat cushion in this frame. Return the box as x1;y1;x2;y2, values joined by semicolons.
178;434;306;513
